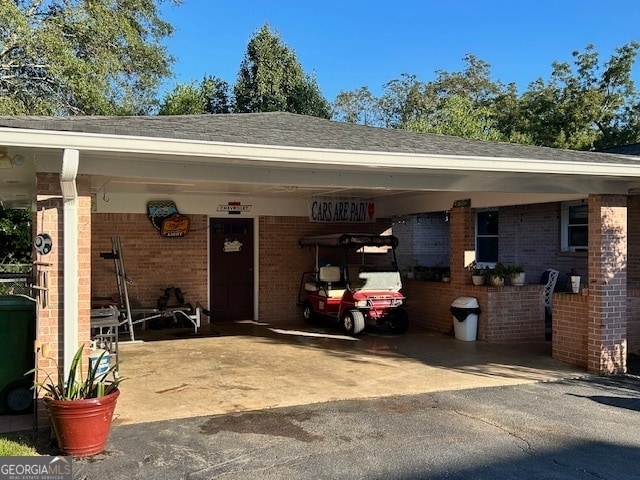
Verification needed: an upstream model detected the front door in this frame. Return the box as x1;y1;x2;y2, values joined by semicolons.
209;218;254;320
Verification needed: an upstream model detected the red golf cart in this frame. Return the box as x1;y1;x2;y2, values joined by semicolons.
297;233;409;336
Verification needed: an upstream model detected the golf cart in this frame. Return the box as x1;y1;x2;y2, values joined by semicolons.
297;233;409;336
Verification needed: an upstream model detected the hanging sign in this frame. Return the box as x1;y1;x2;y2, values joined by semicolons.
217;202;253;215
309;198;376;223
147;201;189;237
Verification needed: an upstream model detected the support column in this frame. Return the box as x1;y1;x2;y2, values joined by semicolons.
449;203;475;286
34;171;92;389
588;194;627;374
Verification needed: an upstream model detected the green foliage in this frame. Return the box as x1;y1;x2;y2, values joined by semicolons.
159;76;231;115
332;43;640;150
0;0;178;115
233;24;329;118
0;207;31;264
30;345;122;401
0;436;37;456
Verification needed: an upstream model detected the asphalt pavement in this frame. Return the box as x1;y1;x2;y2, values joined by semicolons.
72;374;640;480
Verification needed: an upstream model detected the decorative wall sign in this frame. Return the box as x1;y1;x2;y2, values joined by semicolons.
223;238;243;252
309;197;375;223
34;233;52;255
216;202;253;215
160;214;190;237
147;201;189;237
452;198;471;208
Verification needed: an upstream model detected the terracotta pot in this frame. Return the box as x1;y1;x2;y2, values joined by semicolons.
44;389;119;457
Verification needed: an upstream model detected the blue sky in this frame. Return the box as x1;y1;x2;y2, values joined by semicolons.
160;1;640;102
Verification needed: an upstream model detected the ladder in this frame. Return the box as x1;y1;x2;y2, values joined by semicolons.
100;236;135;341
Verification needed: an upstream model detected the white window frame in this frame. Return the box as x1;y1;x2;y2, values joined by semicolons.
475;208;499;266
561;200;588;252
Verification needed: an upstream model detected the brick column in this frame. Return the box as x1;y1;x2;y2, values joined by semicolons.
588;194;627;374
34;172;92;386
449;204;475;286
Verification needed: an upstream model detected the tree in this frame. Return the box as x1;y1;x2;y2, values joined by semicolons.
404;95;504;141
233;24;329;118
159;76;232;115
504;42;640;150
0;0;178;116
0;207;31;265
332;87;380;125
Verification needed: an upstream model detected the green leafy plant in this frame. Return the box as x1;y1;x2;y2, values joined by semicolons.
507;264;525;275
29;345;122;401
489;263;509;280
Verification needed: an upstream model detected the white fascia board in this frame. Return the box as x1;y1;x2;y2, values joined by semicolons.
1;126;638;178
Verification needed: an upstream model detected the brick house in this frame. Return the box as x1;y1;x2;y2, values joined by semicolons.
0;113;636;382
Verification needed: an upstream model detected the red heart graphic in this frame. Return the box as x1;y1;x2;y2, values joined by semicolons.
367;202;375;219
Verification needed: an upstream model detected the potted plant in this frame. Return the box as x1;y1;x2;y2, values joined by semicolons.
508;264;526;286
466;261;487;286
489;263;508;286
29;344;123;457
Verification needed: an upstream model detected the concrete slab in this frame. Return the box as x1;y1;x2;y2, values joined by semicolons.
113;321;586;426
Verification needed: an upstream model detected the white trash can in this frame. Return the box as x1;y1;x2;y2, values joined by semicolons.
450;297;480;341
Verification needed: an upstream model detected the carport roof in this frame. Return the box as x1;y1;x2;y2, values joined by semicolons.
0;112;635;165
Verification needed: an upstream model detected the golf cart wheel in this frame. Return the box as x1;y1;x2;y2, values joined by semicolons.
302;302;316;323
342;309;365;336
388;308;409;334
1;380;34;415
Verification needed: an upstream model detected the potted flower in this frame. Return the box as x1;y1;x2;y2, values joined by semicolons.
466;261;487;286
29;344;123;457
508;264;526;286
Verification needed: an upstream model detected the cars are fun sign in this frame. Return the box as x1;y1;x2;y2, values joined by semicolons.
309;197;376;223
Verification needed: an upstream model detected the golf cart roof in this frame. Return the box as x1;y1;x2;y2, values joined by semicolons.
298;233;399;249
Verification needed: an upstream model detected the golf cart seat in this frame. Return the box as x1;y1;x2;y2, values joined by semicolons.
318;266;346;298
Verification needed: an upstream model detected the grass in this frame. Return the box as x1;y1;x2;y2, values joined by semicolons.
0;430;57;456
0;433;38;456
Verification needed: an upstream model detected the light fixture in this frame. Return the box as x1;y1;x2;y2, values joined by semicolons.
11;154;25;166
0;151;12;169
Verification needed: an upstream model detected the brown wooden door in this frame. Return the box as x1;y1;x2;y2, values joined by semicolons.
209;218;254;320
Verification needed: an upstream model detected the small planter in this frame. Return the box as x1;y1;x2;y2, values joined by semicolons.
510;272;526;286
45;389;120;456
472;275;485;286
570;275;581;293
490;276;505;287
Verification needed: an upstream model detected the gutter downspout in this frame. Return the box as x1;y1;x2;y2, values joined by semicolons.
61;149;79;377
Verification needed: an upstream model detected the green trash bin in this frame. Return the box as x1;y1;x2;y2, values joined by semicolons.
0;295;36;415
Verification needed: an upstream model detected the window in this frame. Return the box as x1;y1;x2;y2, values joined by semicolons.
476;210;498;263
561;200;588;251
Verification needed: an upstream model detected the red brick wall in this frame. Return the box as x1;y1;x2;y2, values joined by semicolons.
484;285;545;342
91;213;208;312
627;289;640;355
258;216;392;323
552;292;589;368
628;196;640;286
404;280;543;342
587;194;627;374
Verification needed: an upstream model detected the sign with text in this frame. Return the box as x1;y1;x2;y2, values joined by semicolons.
309;198;376;223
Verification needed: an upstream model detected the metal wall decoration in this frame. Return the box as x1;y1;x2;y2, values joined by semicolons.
147;201;190;237
34;233;52;255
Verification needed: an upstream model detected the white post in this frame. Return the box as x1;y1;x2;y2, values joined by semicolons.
61;149;79;377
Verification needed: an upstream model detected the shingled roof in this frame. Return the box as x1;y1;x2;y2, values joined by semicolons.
0;112;635;165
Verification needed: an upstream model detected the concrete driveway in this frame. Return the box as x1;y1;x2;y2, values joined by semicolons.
113;320;586;426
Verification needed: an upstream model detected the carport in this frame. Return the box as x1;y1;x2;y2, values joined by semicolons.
0;112;636;426
112;320;585;426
